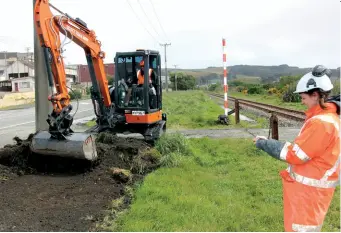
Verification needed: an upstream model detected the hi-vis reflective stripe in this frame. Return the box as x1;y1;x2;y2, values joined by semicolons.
280;142;291;161
312;115;340;132
322;156;340;181
292;223;322;232
292;144;311;162
279;143;311;162
289;170;339;188
298;114;340;136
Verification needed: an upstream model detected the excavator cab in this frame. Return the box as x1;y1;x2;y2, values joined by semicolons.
114;50;161;111
108;49;166;142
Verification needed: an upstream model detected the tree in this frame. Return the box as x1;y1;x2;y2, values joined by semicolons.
278;75;301;89
107;76;114;86
169;72;196;90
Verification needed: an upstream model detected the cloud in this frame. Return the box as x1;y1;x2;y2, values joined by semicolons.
0;0;339;69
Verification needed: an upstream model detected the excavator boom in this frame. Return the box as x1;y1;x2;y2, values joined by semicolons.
31;1;167;160
31;0;113;160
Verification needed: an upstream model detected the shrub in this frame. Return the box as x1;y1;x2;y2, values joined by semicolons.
282;84;300;102
69;89;82;100
208;83;222;92
267;87;280;95
235;86;246;92
247;85;264;94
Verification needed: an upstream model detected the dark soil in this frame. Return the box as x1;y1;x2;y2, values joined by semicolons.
0;133;157;232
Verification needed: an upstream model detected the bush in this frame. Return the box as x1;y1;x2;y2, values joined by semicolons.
235;86;246;92
331;80;340;96
229;80;244;87
247;85;264;94
262;83;276;90
278;75;301;89
267;87;280;95
208;83;221;92
107;76;114;86
69;89;82;100
282;84;300;102
169;72;196;90
85;86;91;95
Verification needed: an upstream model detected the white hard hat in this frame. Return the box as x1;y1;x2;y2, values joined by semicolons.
294;65;334;93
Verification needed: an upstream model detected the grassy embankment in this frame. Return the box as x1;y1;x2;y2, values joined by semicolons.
95;91;340;232
99;134;340;232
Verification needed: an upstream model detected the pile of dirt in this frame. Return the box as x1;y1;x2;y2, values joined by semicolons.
0;132;159;232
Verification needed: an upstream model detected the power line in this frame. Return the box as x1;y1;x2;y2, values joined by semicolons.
149;0;169;41
126;0;161;44
137;0;165;42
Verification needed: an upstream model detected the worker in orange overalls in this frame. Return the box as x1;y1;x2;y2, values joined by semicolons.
137;60;152;85
136;60;156;107
253;65;340;232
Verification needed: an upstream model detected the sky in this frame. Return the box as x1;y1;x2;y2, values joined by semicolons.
0;0;339;69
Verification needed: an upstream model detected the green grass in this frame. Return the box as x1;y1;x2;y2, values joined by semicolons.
238;110;270;129
163;90;234;129
235;75;262;84
85;91;235;129
104;137;340;232
86;120;96;127
209;94;270;129
228;91;307;111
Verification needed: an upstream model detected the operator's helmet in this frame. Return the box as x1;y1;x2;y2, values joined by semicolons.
294;65;333;93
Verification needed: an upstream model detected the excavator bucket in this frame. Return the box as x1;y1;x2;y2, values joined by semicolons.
30;131;98;161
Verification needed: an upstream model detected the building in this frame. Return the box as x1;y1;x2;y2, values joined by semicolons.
11;77;35;92
76;63;115;86
0;51;78;92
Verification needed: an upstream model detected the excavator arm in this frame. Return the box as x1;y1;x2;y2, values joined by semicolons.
34;0;112;138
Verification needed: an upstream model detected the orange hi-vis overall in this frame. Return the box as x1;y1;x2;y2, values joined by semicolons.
137;69;152;85
279;103;340;232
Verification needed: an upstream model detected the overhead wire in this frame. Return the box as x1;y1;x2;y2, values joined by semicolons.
136;0;165;42
126;0;161;44
148;0;169;42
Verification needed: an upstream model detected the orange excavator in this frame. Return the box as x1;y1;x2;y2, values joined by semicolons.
30;0;166;161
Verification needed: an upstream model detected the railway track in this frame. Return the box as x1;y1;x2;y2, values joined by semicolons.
208;92;306;122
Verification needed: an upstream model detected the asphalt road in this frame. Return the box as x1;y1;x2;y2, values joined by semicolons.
0;99;95;148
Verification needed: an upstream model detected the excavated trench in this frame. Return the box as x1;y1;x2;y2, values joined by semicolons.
0;133;158;232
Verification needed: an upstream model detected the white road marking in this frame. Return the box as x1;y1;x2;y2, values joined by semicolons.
0;121;35;131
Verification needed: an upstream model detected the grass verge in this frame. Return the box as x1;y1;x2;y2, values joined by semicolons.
209;94;270;129
227;91;307;111
86;91;235;129
163;90;234;129
101;135;340;232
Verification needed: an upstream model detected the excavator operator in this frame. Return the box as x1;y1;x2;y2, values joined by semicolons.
128;60;156;107
137;60;152;85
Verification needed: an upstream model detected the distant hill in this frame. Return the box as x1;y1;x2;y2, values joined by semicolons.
162;64;340;84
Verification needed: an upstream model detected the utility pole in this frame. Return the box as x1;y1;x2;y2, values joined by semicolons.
4;51;7;80
26;47;31;73
17;53;20;78
160;43;171;92
173;64;178;91
34;0;51;131
26;47;31;60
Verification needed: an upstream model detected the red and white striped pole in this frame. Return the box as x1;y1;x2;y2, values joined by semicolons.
222;38;228;115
